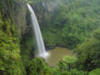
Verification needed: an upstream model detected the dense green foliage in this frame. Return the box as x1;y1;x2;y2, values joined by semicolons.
0;14;25;74
77;30;100;71
0;0;26;75
89;68;100;75
26;57;88;75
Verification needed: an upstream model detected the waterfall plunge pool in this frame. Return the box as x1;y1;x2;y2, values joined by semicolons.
46;47;75;66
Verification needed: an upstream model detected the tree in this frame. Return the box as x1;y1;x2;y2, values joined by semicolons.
58;56;77;71
89;68;100;75
77;30;100;71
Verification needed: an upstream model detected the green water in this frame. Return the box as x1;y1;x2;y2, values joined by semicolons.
46;47;74;66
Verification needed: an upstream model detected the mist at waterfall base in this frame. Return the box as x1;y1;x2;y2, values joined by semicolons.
27;4;49;59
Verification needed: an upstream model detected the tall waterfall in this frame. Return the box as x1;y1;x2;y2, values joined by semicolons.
27;4;49;58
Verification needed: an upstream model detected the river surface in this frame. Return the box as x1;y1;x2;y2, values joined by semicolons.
46;47;74;66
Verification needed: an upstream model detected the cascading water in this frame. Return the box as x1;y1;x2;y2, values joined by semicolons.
27;4;49;58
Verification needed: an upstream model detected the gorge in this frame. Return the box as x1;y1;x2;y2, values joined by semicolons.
0;0;100;75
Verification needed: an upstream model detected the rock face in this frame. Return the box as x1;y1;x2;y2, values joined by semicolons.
0;0;27;37
13;1;27;37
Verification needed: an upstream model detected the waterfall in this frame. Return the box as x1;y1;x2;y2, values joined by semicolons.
27;4;49;58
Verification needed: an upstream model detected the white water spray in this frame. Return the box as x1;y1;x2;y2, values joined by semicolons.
27;4;49;58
